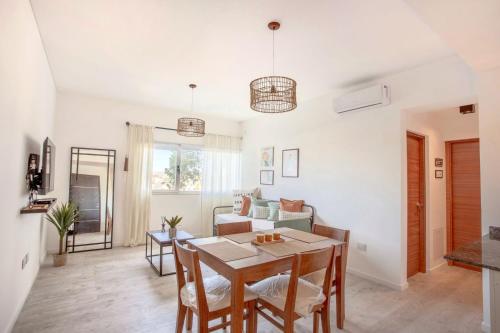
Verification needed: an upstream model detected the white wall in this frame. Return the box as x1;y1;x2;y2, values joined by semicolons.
0;1;56;331
477;67;500;332
50;91;241;252
241;56;476;289
406;108;479;271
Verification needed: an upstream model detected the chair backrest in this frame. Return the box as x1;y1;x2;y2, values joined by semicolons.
216;221;252;236
312;224;350;263
285;245;338;317
173;240;208;312
312;224;350;244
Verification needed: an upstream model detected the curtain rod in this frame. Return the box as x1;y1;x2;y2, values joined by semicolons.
125;121;176;132
125;121;242;139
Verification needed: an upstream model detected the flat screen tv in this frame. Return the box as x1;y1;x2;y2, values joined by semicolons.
39;137;55;194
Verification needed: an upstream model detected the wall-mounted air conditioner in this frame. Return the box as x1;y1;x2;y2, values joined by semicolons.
334;84;390;114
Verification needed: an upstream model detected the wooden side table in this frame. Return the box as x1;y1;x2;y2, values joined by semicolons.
145;230;194;276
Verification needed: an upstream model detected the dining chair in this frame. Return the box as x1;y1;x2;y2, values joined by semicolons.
216;220;252;236
302;224;350;293
250;245;338;333
172;240;258;333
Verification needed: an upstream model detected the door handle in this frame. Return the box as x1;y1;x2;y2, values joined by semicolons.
416;202;422;209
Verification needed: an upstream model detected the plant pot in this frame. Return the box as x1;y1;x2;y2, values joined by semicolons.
53;253;67;267
169;228;177;238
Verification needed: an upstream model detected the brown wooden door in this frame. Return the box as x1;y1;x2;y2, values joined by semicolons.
407;132;426;278
446;139;481;270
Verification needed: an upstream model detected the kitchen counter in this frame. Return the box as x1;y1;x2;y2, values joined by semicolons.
445;234;500;271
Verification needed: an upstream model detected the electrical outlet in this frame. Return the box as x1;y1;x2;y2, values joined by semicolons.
357;242;367;252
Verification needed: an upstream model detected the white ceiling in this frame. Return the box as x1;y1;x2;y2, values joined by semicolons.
31;0;454;120
405;0;500;72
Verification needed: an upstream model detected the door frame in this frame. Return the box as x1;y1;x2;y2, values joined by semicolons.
445;138;480;261
407;131;427;276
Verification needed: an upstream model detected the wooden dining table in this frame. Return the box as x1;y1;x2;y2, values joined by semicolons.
186;227;347;333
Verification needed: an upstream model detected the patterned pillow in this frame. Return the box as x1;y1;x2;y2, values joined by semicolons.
253;206;271;219
233;189;260;214
248;197;270;217
278;210;312;221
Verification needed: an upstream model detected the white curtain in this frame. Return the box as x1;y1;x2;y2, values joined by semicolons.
201;134;242;236
124;124;154;246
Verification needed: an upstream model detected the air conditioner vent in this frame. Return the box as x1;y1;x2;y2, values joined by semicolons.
334;84;390;114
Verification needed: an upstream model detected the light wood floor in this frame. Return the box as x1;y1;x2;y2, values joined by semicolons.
14;247;482;333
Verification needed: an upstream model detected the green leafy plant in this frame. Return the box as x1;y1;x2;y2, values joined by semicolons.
45;202;79;255
161;215;183;229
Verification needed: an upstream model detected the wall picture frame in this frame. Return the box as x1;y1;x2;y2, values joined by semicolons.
282;148;299;178
435;170;443;179
260;147;274;168
435;158;443;167
260;170;274;185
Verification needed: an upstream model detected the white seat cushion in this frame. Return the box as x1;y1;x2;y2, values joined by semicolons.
180;275;257;312
302;268;326;286
215;213;275;231
249;274;326;317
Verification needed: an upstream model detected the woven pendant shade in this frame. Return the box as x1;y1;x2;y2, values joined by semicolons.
250;21;297;113
250;75;297;113
177;83;205;137
177;117;205;137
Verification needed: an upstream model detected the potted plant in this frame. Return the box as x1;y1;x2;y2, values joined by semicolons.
45;202;79;267
161;215;183;238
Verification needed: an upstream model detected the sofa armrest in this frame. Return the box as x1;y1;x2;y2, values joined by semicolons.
274;218;312;232
212;205;233;235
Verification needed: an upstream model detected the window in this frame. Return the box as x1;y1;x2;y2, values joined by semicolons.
152;144;202;193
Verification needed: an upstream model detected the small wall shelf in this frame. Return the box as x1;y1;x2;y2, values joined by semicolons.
20;198;57;214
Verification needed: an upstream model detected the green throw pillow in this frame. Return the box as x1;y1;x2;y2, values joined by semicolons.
267;202;280;221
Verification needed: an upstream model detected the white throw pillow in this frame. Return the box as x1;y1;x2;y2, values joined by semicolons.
253;206;270;219
278;210;312;221
232;188;260;214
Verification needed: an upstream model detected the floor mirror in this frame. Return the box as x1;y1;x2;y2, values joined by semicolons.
66;147;116;253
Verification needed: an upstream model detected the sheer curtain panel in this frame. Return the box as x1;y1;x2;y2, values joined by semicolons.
201;134;242;236
124;124;154;246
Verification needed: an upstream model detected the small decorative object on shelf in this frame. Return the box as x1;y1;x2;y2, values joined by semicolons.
161;215;183;238
44;202;79;267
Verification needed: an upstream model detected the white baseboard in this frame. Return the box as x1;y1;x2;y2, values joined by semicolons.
347;267;408;291
482;321;491;333
429;260;447;272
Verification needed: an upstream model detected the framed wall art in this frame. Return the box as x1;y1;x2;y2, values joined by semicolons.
260;170;274;185
282;148;299;178
260;147;274;168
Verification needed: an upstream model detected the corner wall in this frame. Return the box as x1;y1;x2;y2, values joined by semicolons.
0;1;56;331
50;91;242;252
241;56;476;288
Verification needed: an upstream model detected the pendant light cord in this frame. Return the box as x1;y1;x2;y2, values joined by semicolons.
191;86;194;114
272;29;275;76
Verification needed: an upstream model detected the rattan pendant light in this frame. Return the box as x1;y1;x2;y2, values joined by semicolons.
177;84;205;137
250;21;297;113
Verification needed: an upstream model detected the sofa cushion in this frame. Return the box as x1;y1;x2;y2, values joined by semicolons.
239;196;251;216
280;198;304;212
253;206;270;219
232;189;260;214
279;210;312;221
216;213;274;232
267;202;280;221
